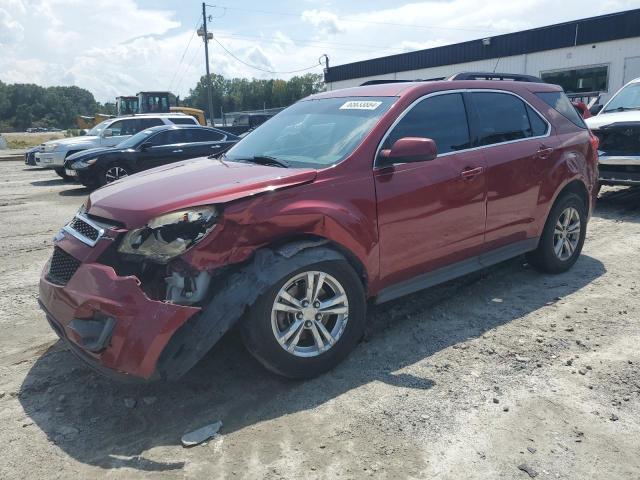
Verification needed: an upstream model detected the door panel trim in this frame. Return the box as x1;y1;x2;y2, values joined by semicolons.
375;237;539;304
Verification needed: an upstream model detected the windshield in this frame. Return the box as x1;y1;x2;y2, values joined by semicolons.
224;96;396;168
603;83;640;113
115;129;156;149
86;120;111;136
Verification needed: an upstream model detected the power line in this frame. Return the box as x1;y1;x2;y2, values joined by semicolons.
168;16;202;91
214;31;409;54
173;42;203;95
205;4;508;34
211;35;322;74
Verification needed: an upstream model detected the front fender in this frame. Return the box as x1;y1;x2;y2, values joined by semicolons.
157;246;346;380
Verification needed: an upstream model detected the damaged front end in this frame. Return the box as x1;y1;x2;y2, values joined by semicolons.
592;122;640;186
39;207;225;380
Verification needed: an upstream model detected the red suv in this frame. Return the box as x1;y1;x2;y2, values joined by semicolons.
39;79;599;381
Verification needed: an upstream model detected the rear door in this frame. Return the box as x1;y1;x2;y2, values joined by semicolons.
374;92;487;287
468;91;551;250
137;129;190;170
187;128;228;157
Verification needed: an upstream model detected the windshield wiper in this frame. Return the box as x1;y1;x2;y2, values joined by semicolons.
606;106;640;113
235;155;290;168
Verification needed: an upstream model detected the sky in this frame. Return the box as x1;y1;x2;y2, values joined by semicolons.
0;0;638;102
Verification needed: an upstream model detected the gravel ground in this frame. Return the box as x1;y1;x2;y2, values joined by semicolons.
0;161;639;479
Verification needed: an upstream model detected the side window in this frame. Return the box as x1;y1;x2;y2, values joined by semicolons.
149;130;183;146
471;92;532;146
138;118;164;129
191;129;225;142
535;91;587;129
526;105;548;137
382;93;471;154
169;117;198;125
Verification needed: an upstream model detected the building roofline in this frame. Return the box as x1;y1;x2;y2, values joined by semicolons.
324;9;640;83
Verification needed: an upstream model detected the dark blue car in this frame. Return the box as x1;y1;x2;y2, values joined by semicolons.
64;125;239;188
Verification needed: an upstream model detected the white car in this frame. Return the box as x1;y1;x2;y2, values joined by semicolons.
33;114;199;179
586;77;640;188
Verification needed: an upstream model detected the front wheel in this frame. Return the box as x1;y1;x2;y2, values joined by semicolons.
53;167;73;181
526;192;587;273
241;260;366;379
100;162;130;186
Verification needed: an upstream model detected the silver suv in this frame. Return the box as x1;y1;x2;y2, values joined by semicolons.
33;114;198;179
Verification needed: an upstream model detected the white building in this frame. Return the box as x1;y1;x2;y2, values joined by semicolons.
324;9;640;105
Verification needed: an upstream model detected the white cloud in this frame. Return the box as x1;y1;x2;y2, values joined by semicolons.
301;9;345;35
0;8;24;44
0;0;638;103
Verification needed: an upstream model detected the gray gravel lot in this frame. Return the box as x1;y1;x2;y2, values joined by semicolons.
0;160;639;479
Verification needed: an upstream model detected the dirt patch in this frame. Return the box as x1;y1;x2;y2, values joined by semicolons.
2;132;66;149
0;161;638;479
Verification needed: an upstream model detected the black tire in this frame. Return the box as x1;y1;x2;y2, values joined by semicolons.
53;167;72;181
99;162;131;187
526;192;587;274
240;259;366;379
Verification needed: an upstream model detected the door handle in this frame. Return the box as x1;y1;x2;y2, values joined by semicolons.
211;145;221;148
172;149;183;153
536;146;554;160
460;166;484;180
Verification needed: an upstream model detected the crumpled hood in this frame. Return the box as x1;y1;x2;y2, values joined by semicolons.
586;111;640;129
87;157;317;228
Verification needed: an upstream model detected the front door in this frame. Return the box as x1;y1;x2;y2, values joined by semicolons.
374;92;487;288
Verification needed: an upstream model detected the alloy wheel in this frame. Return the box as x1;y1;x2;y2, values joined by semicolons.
271;271;349;357
553;207;581;261
105;166;128;183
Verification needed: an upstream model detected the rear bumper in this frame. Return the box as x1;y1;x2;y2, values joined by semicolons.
38;257;200;380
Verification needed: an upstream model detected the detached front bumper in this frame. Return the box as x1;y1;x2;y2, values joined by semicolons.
38;233;201;380
598;155;640;186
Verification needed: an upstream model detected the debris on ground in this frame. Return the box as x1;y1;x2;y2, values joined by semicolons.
181;421;223;447
123;398;137;409
517;463;538;478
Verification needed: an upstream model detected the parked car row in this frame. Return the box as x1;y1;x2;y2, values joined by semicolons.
26;113;201;179
64;125;238;188
34;73;638;385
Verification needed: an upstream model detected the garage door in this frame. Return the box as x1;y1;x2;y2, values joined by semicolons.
624;56;640;84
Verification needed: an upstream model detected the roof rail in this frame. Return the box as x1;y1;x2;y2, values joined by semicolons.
448;72;543;82
360;77;445;86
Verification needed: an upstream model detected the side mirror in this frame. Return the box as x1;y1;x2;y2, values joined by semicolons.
379;137;438;166
102;129;113;137
140;142;152;151
590;104;603;115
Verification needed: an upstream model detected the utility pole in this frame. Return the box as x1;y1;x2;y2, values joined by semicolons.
198;2;215;126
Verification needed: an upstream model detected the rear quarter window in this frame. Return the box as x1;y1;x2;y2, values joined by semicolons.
169;117;198;125
535;91;587;129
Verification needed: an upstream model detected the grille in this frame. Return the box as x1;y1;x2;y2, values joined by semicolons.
69;216;100;241
47;247;81;286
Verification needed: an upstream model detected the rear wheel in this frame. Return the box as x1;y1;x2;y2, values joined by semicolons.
100;162;130;186
526;192;587;273
241;260;366;378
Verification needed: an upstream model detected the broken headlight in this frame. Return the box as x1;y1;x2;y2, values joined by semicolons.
118;206;218;263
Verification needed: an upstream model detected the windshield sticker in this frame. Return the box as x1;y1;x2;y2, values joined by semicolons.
339;101;382;110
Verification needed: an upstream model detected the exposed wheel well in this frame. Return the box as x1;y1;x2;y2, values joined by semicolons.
266;234;369;291
556;180;589;209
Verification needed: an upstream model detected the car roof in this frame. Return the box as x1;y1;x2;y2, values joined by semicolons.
137;124;236;136
308;79;563;100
